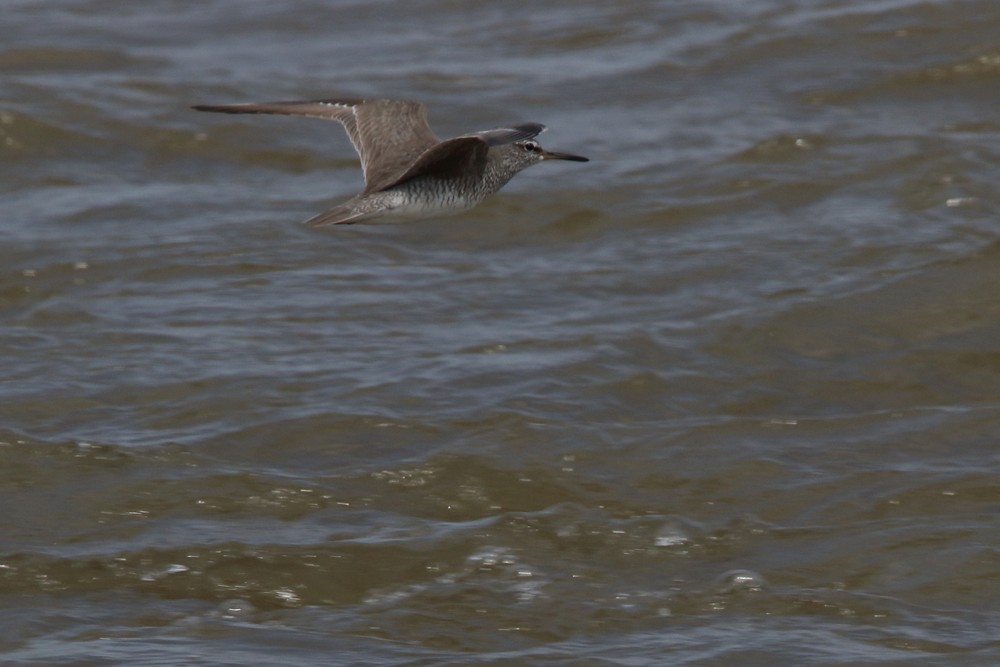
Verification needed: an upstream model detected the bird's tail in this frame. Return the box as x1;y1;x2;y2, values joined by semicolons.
302;201;374;226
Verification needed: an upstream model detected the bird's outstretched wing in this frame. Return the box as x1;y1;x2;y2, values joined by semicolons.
375;123;548;191
192;98;440;191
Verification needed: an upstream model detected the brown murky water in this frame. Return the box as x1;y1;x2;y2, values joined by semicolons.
3;0;1000;664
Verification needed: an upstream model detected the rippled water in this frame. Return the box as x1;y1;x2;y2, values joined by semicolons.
3;0;1000;664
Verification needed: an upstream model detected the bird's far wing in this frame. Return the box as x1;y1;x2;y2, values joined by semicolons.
467;123;547;146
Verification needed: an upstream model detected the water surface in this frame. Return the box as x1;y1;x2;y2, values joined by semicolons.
2;0;1000;664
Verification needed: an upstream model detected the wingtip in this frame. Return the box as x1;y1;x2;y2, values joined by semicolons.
191;103;229;113
191;103;247;114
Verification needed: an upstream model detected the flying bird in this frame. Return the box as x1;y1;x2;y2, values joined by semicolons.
192;97;589;226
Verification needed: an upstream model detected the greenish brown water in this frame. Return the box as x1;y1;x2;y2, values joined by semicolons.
3;0;1000;664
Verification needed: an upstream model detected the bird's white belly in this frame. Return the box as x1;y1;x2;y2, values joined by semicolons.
374;191;477;222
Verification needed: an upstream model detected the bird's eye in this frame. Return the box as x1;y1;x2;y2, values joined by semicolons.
523;141;539;152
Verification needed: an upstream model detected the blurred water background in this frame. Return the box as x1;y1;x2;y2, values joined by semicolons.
2;0;1000;664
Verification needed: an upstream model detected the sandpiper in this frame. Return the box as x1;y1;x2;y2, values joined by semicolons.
192;97;589;226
